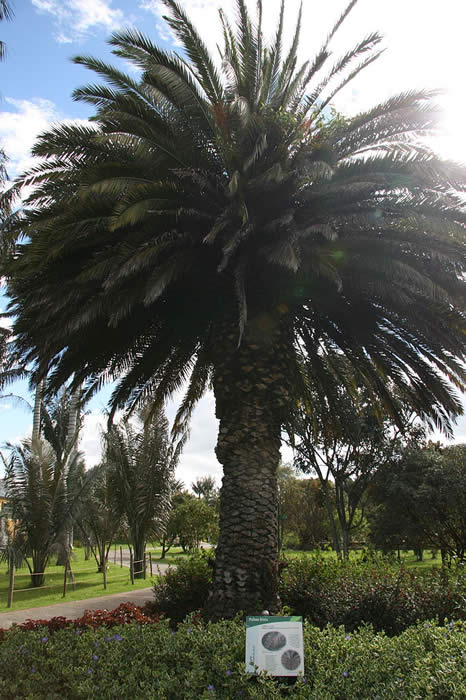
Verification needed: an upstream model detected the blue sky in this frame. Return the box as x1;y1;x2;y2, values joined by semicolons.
1;0;465;483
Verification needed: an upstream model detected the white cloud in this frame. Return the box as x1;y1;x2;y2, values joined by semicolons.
0;97;92;199
139;0;179;44
80;411;106;467
0;97;60;180
141;1;465;161
165;391;222;487
31;0;127;44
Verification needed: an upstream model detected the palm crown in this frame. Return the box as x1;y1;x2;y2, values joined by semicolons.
6;0;465;617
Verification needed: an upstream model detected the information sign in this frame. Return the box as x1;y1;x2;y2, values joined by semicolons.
245;616;304;676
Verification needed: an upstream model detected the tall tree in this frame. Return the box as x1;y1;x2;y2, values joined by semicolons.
105;406;177;578
1;436;86;586
75;462;122;573
292;382;424;557
278;466;329;551
5;1;465;617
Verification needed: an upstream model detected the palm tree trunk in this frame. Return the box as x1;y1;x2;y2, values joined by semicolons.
56;385;81;566
204;316;293;620
32;379;44;443
32;550;48;587
133;538;145;579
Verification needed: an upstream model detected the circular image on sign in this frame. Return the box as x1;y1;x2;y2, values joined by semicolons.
281;649;301;671
261;631;287;651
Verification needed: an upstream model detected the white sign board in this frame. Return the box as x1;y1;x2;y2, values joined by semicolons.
245;616;304;677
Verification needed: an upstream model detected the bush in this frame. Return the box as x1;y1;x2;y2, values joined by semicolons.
148;550;465;634
150;549;213;623
0;603;160;638
0;616;464;698
280;554;466;634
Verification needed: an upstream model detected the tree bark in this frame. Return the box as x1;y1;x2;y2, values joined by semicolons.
133;538;145;579
56;385;81;566
32;380;44;443
204;314;293;620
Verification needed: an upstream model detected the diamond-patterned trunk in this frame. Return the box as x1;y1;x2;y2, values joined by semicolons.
205;314;293;620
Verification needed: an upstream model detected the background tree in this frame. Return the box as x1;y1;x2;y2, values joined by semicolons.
74;462;122;573
278;465;329;551
169;494;219;552
1;436;86;586
370;443;466;564
40;383;84;564
292;383;424;557
105;405;178;577
159;481;186;558
6;0;465;617
191;476;219;508
1;382;87;584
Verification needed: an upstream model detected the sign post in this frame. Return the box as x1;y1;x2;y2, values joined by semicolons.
245;616;304;677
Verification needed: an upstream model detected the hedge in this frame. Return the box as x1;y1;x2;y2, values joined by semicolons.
0;615;464;698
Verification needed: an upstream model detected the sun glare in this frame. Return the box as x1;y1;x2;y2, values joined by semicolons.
437;90;466;164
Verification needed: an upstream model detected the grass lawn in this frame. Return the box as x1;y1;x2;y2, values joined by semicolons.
0;547;155;613
281;548;443;570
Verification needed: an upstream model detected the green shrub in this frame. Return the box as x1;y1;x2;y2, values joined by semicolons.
280;554;466;634
150;549;213;623
148;551;465;634
0;617;464;698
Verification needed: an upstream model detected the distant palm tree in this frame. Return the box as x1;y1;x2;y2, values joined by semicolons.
74;463;122;574
6;0;465;616
105;406;177;578
2;436;85;586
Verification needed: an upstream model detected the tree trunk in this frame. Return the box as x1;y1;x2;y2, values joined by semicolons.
204;315;293;620
32;551;48;587
32;379;44;443
321;482;341;557
56;385;81;566
133;538;145;579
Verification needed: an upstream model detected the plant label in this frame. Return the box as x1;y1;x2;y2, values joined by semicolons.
245;616;304;676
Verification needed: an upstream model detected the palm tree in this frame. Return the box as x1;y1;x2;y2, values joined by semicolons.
105;406;177;578
74;462;122;573
1;383;87;585
6;0;465;616
2;436;84;586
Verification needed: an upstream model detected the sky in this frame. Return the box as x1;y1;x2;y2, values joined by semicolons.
0;0;465;487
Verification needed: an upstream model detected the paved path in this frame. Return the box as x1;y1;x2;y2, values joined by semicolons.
110;547;173;574
0;587;155;629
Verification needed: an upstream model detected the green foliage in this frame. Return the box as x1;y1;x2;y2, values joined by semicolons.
105;405;177;576
170;497;219;552
191;476;219;508
150;550;465;635
370;443;466;562
0;616;464;699
151;550;214;623
291;383;426;557
2;434;88;586
278;469;328;550
74;464;122;573
280;554;466;635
